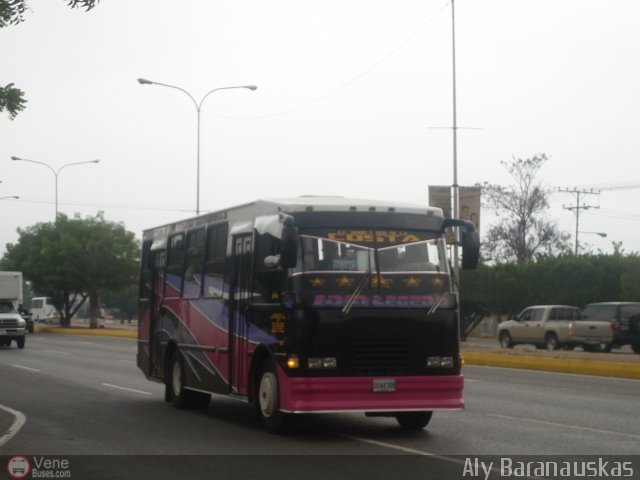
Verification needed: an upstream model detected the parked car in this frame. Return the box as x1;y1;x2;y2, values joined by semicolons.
582;302;640;354
497;305;612;351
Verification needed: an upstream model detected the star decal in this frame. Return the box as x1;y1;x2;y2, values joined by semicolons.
336;276;355;287
309;277;326;287
431;276;446;287
403;276;422;288
370;276;392;288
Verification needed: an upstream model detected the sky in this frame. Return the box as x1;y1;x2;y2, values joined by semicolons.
1;0;639;258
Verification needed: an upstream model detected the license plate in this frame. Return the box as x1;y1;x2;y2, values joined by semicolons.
372;378;396;392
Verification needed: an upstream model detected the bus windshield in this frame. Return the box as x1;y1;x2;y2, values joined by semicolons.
295;234;448;274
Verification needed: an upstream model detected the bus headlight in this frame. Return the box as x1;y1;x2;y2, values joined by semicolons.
426;356;454;368
307;357;338;369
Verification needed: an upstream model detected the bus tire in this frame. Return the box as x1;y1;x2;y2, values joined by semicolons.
395;411;433;431
257;361;295;434
168;350;210;410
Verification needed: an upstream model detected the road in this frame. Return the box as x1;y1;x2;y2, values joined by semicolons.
1;334;639;478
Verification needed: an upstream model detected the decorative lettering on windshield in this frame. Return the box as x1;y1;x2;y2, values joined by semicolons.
327;230;421;245
311;294;451;308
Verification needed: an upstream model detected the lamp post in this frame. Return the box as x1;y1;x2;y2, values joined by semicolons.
11;156;99;219
137;78;257;215
0;196;19;200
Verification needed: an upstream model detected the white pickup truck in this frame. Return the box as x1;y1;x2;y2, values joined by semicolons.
497;305;612;351
0;271;27;349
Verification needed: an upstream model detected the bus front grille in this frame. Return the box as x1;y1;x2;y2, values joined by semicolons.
353;334;411;375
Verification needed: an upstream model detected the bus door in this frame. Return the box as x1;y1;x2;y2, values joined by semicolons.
229;233;253;394
149;248;165;378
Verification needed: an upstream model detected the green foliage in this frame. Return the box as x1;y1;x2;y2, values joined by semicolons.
0;0;98;27
480;154;571;262
2;212;139;327
0;0;27;27
621;256;640;300
1;0;99;119
0;83;27;120
461;254;639;320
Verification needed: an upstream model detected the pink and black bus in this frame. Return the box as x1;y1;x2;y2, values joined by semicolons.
137;196;479;433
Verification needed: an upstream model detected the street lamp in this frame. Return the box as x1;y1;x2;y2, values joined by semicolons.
576;231;608;255
0;196;19;200
137;78;257;215
11;156;100;219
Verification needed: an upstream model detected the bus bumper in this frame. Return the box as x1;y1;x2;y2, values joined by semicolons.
276;367;464;413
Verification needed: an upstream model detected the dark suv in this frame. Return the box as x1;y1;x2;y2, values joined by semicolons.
582;302;640;353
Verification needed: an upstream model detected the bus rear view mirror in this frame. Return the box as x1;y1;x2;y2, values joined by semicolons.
461;229;479;270
440;218;479;270
280;215;298;269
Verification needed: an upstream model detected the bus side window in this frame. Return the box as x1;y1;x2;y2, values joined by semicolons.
253;232;282;303
166;233;185;298
183;228;205;298
204;223;229;298
139;240;152;300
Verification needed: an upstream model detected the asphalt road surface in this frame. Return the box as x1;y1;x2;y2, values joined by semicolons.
1;334;638;479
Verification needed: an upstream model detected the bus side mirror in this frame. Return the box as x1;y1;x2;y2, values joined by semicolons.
461;229;479;270
280;215;298;269
440;218;479;270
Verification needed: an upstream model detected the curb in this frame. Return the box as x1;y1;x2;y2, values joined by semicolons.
462;351;640;380
34;326;137;339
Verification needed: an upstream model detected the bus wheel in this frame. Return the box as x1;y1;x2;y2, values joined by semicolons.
168;351;210;410
257;361;295;434
395;411;433;431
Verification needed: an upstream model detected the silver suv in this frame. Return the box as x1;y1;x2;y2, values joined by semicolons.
582;302;640;353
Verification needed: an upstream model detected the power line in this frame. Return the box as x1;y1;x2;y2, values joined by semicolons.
204;2;451;121
558;187;601;255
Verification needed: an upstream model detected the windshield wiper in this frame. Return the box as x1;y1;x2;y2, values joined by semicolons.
341;270;372;317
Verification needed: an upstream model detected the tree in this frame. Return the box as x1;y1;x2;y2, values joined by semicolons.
621;256;640;300
0;0;99;120
480;154;571;263
2;212;139;328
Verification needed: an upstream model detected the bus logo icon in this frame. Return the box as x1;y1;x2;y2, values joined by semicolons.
7;456;30;479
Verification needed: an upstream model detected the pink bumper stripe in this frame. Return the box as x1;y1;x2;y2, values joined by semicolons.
277;366;464;413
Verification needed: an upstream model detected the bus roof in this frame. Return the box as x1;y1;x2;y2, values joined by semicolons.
142;196;444;238
263;196;443;216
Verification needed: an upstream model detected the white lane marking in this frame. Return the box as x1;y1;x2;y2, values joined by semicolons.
101;383;152;396
333;432;540;480
11;364;41;373
44;349;70;355
0;403;27;448
335;432;448;456
488;413;640;440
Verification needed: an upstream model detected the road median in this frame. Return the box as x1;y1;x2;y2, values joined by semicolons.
462;349;640;380
34;325;136;339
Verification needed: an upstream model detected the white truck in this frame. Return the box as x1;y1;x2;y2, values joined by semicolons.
497;305;612;351
0;271;27;349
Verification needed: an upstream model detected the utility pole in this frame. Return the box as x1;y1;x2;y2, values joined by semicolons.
559;188;600;255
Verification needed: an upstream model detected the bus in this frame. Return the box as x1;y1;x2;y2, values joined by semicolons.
136;196;479;433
